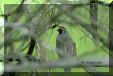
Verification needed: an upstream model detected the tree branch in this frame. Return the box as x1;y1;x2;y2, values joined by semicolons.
5;57;109;72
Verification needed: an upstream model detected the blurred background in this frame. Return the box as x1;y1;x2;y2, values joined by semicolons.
0;0;113;75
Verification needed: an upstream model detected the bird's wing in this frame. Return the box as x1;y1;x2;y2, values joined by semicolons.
72;43;77;56
56;37;65;57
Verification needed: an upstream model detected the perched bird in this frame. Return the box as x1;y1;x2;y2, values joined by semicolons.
56;26;76;72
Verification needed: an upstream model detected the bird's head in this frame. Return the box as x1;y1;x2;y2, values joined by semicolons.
57;26;66;34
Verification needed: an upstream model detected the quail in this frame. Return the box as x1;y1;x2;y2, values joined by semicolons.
56;26;76;72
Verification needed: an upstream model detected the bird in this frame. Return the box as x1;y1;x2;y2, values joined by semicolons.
56;26;76;72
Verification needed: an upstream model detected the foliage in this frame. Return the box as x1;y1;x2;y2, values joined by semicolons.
0;0;112;75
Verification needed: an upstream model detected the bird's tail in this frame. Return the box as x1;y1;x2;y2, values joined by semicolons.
64;67;71;72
